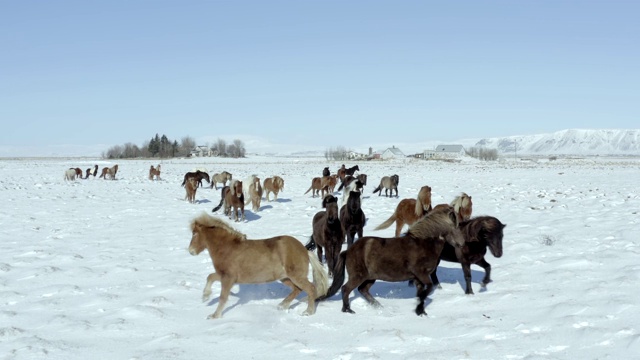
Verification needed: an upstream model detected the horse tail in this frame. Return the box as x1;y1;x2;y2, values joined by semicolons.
373;185;381;194
317;250;347;301
374;213;397;231
181;176;187;187
304;186;312;195
308;252;329;298
337;180;346;192
211;198;224;213
305;235;317;251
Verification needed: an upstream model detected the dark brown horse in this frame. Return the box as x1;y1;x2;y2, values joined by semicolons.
91;164;98;177
188;213;328;319
317;206;464;316
305;194;344;277
211;179;245;222
373;174;399;197
337;164;359;181
431;216;505;294
340;191;366;247
182;170;210;188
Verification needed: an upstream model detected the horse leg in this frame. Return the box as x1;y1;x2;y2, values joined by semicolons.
209;277;235;319
288;276;317;316
346;232;355;247
341;276;363;314
461;262;474;295
316;246;324;266
202;272;221;302
477;258;492;287
394;220;404;238
278;278;302;310
430;259;443;289
357;280;381;308
413;279;433;316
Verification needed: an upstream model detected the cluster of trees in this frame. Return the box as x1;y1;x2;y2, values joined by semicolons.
102;134;246;159
465;146;499;161
324;146;350;161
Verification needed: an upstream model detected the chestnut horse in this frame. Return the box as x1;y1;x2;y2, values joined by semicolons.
211;171;232;190
263;176;284;201
305;194;344;277
374;185;433;237
69;167;83;179
149;164;161;181
317;206;465;316
187;213;329;319
451;192;473;223
340;191;366;247
185;177;198;203
211;179;245;222
304;177;325;198
99;165;118;180
372;174;399;197
431;216;505;294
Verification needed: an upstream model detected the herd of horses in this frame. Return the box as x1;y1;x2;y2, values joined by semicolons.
64;164;118;181
185;162;506;320
63;161;505;319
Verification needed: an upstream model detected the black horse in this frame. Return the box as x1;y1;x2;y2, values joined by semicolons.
431;216;505;294
181;170;210;188
340;191;366;247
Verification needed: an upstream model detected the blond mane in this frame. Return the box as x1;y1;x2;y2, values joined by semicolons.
190;212;246;240
414;186;432;217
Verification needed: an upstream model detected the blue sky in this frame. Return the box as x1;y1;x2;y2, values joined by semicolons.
1;1;638;154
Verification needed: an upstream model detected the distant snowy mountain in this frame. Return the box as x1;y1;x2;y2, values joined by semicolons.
472;129;640;156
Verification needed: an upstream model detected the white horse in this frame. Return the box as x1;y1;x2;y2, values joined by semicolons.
64;168;76;181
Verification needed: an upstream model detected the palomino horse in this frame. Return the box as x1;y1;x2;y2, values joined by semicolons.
212;179;245;222
211;171;232;190
185;177;198;203
305;194;344;277
373;174;399;197
149;164;161;181
187;213;329;319
433;192;473;224
242;174;263;212
99;165;118;180
374;185;433;237
431;216;505;294
263;176;284;201
340;191;366;247
317;206;465;316
182;170;210;188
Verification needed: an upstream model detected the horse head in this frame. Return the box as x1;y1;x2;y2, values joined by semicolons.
323;195;340;224
485;219;505;258
347;191;361;213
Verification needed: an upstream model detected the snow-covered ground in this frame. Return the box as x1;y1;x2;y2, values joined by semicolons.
1;155;639;359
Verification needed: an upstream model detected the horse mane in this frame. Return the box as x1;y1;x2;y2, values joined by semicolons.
274;176;284;190
229;179;239;195
190;212;246;241
407;206;457;240
414;186;432;217
459;216;504;242
451;192;470;211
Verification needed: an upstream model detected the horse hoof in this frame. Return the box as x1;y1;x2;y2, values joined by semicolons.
436;284;443;289
342;308;355;314
207;313;221;320
202;295;210;302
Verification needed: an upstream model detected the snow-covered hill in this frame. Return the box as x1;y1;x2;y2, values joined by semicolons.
472;129;640;156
